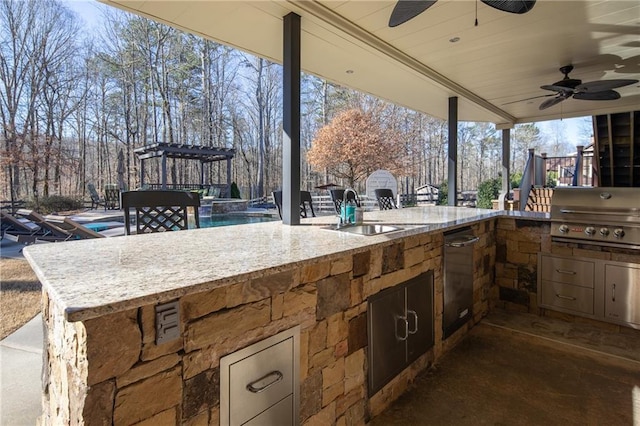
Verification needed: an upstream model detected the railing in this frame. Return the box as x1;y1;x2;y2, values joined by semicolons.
518;146;592;211
249;191;448;215
143;183;230;197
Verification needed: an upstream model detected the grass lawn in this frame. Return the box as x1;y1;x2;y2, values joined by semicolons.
0;258;41;340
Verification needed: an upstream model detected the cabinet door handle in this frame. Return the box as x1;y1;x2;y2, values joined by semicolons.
395;315;408;341
611;283;616;302
407;310;418;335
555;294;577;301
555;269;576;275
246;370;283;393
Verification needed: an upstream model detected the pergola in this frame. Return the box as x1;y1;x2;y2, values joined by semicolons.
134;143;236;194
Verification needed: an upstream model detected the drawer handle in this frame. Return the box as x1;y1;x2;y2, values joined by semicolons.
555;294;577;301
246;370;283;393
395;315;409;341
555;269;577;275
407;310;418;335
611;283;616;302
447;236;480;248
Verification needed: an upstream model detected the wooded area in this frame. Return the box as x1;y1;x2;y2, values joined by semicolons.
0;0;587;205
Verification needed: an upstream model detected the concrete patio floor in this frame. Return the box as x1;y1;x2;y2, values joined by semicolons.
371;310;640;425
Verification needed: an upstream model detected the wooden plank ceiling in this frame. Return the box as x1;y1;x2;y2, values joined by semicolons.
103;0;640;126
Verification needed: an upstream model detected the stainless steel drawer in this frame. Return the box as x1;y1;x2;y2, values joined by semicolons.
244;395;294;426
220;326;300;426
540;280;594;315
229;338;293;425
540;255;595;288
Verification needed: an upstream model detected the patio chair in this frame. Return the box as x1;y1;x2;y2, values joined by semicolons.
374;188;397;210
272;191;316;219
329;189;360;215
121;190;200;235
104;185;121;210
87;183;107;210
300;191;316;218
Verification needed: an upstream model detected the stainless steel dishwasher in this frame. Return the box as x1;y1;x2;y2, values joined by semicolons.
443;227;479;339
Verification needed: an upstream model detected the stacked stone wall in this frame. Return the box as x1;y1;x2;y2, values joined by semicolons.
494;217;640;331
494;218;549;312
41;221;496;425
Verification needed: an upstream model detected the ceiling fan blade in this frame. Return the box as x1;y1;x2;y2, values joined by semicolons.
389;0;438;27
540;84;575;93
539;95;567;110
389;0;437;27
502;93;556;105
480;0;536;14
574;90;621;101
576;79;639;93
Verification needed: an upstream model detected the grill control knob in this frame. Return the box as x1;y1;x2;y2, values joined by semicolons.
558;225;570;234
584;227;596;236
613;228;625;239
599;228;610;236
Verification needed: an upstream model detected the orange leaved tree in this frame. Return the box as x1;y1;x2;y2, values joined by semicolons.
307;109;403;187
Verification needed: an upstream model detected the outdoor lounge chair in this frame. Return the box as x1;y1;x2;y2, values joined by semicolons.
1;211;42;242
10;210;117;242
374;188;397;210
121;190;200;235
272;191;316;219
43;215;113;239
12;209;73;242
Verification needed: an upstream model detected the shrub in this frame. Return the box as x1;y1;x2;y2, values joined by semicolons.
510;172;523;189
476;177;501;209
230;182;241;199
26;195;84;214
437;181;448;206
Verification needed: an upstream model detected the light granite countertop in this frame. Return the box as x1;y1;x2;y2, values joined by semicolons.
23;206;548;322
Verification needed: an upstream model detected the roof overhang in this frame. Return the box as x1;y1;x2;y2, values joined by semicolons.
101;0;640;125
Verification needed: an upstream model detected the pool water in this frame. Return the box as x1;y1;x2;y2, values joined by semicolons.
198;214;277;228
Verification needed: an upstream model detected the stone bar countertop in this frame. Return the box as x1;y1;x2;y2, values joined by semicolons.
23;206;548;322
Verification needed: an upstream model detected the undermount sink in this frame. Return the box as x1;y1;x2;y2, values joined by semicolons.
322;224;403;236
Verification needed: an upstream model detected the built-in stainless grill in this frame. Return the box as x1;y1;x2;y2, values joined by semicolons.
550;187;640;250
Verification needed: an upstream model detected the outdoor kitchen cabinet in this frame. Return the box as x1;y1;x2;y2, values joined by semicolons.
539;253;640;330
604;264;640;328
539;254;596;316
367;271;434;395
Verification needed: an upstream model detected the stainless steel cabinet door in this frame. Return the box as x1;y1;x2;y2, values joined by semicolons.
368;286;406;395
406;271;434;364
605;264;640;327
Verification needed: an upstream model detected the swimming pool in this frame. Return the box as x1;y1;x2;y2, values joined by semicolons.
198;214;277;228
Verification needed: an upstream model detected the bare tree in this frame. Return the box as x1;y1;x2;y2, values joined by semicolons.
0;0;82;201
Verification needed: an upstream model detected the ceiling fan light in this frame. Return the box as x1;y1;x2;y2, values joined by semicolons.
480;0;536;14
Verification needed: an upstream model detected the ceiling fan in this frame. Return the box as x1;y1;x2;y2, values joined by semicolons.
508;65;639;111
389;0;536;27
